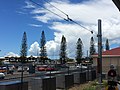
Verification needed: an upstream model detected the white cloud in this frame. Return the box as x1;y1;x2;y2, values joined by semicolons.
46;40;60;59
29;42;40;56
102;19;120;40
5;52;19;57
49;22;92;58
29;23;42;27
16;11;26;15
33;15;52;23
26;0;120;58
24;1;36;8
28;0;120;23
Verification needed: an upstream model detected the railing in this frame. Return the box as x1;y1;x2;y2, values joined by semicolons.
0;64;97;90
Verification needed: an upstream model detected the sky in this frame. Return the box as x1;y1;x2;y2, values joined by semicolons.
1;0;120;59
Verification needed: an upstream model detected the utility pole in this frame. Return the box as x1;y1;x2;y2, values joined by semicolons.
97;19;102;83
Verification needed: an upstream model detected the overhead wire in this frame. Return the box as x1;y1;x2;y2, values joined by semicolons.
29;0;68;21
42;0;94;34
29;0;94;34
42;0;68;16
66;16;93;34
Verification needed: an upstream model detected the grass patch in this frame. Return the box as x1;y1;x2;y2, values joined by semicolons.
83;80;107;90
69;80;107;90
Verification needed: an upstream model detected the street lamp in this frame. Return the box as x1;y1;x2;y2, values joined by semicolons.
112;0;120;11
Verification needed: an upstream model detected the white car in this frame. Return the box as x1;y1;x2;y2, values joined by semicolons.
76;65;87;69
17;67;24;72
0;73;5;79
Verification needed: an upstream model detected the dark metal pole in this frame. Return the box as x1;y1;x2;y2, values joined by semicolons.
87;64;89;81
21;57;24;90
97;19;102;83
21;63;23;90
87;50;89;57
68;66;69;75
50;60;51;78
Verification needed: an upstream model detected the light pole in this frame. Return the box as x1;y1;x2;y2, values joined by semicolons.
112;0;120;11
97;19;102;83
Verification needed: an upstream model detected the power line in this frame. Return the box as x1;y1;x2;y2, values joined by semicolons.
42;0;68;16
67;17;93;34
29;0;68;21
42;0;93;34
29;0;93;34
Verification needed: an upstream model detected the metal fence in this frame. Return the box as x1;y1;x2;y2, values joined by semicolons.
0;64;97;90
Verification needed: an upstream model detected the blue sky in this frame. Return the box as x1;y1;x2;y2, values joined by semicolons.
1;0;120;59
0;0;54;57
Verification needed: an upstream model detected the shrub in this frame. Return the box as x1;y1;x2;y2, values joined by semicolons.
83;80;107;90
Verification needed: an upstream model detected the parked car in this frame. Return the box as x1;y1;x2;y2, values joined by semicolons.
55;64;69;70
0;66;7;73
76;65;87;69
37;65;56;71
17;66;24;72
0;73;5;79
24;66;29;72
46;66;56;71
7;65;15;74
37;65;48;71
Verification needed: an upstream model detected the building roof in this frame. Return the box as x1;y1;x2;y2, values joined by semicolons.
102;47;120;55
93;47;120;57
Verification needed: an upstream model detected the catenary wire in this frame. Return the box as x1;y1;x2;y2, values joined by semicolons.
29;0;93;34
42;0;68;16
29;0;68;21
67;17;93;34
41;0;93;34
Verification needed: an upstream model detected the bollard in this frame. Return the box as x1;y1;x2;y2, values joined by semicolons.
56;74;74;89
31;76;56;90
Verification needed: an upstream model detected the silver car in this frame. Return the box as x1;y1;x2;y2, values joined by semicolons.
0;73;5;79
